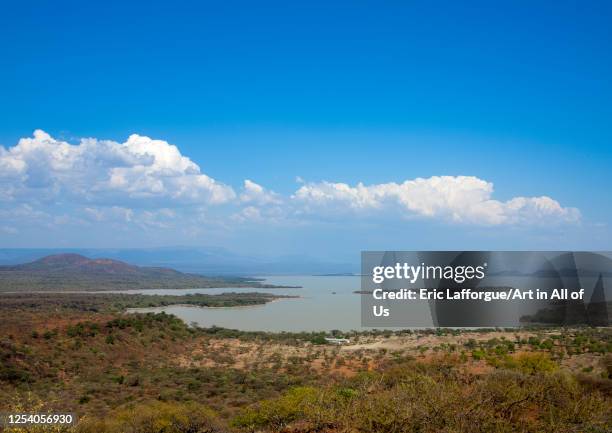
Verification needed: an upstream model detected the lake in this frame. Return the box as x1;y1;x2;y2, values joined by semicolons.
126;275;390;332
123;274;610;332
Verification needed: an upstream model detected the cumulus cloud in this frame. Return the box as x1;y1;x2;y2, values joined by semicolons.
292;176;580;225
0;131;581;233
232;206;264;222
0;130;235;206
84;206;134;223
240;180;281;205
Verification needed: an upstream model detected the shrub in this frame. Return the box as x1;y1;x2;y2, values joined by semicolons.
0;365;31;383
503;352;558;375
472;349;485;360
77;401;223;433
603;354;612;379
233;362;610;433
232;386;318;431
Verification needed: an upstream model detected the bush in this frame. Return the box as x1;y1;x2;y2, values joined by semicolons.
0;365;31;383
232;386;318;431
502;352;558;375
472;349;485;360
77;401;223;433
233;361;610;433
603;354;612;379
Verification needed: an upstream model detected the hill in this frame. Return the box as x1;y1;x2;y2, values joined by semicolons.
0;247;357;275
0;254;286;292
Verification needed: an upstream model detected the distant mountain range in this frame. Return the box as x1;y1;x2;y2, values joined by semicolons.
0;247;356;275
0;253;292;292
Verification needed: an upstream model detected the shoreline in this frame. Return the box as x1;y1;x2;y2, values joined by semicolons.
125;296;296;312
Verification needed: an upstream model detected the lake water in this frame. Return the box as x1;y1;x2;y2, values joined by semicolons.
126;275;381;332
122;274;610;332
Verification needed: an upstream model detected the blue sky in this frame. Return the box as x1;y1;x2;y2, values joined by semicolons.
0;1;611;259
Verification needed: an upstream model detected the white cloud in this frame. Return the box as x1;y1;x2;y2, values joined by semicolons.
240;180;281;205
292;176;580;225
84;206;134;223
0;204;50;221
232;206;263;222
0;131;581;233
81;206;180;231
0;130;235;206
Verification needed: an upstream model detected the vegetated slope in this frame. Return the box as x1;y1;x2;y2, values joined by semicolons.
1;299;611;433
0;292;295;312
0;253;277;291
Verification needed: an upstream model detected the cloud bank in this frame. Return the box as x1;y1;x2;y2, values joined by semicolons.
293;177;580;225
0;129;235;205
0;130;580;236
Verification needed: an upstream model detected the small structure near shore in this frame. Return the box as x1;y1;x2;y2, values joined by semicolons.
324;337;350;345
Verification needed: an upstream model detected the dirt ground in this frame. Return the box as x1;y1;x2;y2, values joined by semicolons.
175;331;541;375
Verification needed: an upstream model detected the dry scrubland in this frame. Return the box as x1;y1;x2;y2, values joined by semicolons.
0;293;611;433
